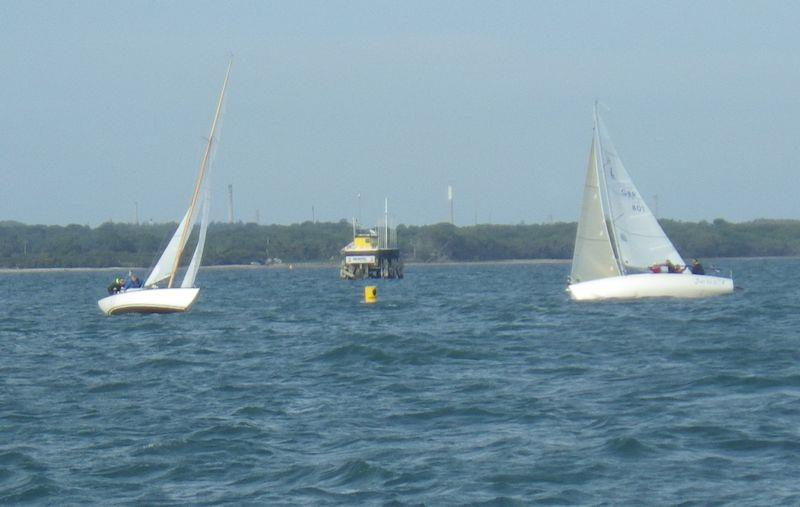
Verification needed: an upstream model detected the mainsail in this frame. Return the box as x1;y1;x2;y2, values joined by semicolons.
181;180;211;288
143;59;232;289
570;132;621;283
594;112;683;271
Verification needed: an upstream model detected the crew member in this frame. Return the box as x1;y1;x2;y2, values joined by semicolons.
689;259;705;275
665;259;685;273
107;277;124;294
124;274;143;290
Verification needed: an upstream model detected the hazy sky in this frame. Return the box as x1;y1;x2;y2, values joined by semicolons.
2;1;799;226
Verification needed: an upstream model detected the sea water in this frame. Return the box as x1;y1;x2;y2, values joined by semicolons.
1;259;799;504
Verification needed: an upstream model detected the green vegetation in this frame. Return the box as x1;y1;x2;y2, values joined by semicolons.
2;218;800;269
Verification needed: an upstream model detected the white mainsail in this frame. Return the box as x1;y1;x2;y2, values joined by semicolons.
570;132;621;283
595;111;683;271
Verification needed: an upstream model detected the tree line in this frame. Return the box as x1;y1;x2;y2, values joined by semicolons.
1;218;800;269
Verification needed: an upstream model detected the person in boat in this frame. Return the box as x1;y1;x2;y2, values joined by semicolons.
124;274;143;290
107;277;124;294
665;259;685;274
689;258;705;275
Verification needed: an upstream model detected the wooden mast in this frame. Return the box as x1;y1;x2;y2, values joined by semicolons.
168;58;232;288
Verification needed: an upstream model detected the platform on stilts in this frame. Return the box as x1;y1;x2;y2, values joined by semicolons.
339;199;403;280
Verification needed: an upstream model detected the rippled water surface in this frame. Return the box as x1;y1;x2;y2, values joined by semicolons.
2;259;800;504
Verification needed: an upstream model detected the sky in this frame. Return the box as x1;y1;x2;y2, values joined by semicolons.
1;1;799;227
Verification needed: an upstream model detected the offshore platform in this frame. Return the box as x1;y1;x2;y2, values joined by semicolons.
339;200;403;280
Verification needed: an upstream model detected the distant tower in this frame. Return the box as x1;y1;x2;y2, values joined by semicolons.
134;201;139;225
227;184;234;224
255;209;260;224
384;197;389;248
448;185;454;225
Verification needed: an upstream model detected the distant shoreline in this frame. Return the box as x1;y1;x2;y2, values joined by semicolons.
0;257;781;275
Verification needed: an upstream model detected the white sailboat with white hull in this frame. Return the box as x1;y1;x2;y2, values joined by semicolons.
98;61;231;315
567;105;733;301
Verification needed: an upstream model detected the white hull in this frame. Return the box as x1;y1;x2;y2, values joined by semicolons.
567;273;733;301
97;288;200;315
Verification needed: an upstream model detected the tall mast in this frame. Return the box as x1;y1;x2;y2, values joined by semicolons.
593;102;625;275
168;58;233;288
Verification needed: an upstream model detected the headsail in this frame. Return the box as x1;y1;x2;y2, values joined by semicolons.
570;129;622;283
144;208;193;288
595;111;683;271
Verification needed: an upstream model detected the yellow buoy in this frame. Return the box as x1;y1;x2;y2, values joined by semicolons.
364;285;377;304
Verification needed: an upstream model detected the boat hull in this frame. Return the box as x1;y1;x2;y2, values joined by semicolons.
97;288;200;315
567;273;733;301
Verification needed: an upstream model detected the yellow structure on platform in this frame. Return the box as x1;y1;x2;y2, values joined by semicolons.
354;236;375;249
364;286;377;304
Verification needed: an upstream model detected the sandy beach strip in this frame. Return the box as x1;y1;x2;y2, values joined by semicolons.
0;258;573;274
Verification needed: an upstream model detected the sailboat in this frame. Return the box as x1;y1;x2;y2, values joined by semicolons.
566;104;733;301
98;61;232;315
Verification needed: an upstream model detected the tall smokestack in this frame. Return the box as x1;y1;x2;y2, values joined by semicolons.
384;197;389;248
448;185;454;225
227;184;233;224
